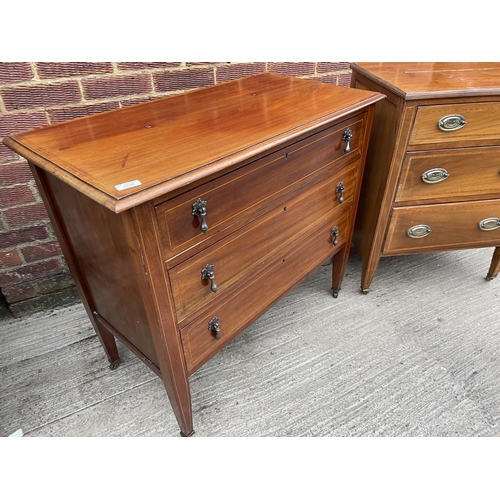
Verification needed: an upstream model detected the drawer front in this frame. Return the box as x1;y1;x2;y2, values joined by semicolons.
180;209;352;374
409;102;500;149
169;161;358;322
384;200;500;254
155;114;366;260
396;147;500;205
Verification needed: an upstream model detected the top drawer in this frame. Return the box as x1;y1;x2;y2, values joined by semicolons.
408;102;500;149
155;113;366;261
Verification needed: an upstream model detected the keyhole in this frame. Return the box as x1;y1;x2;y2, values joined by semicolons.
285;153;289;160
283;206;287;212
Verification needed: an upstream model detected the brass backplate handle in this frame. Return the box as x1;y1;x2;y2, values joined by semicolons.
407;224;432;238
421;168;449;184
479;218;500;231
437;114;466;132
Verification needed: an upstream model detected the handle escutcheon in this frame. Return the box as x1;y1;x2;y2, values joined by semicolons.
407;224;432;238
336;181;345;203
479;218;500;231
342;128;352;154
437;114;466;132
331;226;339;246
421;168;449;184
201;264;218;293
208;316;221;340
192;198;208;233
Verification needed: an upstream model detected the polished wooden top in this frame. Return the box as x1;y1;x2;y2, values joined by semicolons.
351;62;500;100
3;72;383;213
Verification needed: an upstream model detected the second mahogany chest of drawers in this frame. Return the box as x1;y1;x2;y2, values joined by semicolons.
350;62;500;293
3;72;383;436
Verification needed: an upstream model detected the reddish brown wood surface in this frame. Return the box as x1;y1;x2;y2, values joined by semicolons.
170;163;357;323
384;200;500;254
351;62;500;292
409;102;500;149
155;114;366;262
351;63;500;100
3;73;381;213
3;73;383;436
396;147;500;205
181;209;351;374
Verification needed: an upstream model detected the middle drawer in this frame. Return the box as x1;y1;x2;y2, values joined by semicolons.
168;160;358;323
395;146;500;205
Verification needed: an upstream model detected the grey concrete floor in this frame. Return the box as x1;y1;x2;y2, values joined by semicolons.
1;246;500;437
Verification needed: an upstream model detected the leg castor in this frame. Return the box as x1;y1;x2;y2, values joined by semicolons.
180;430;195;437
109;359;121;370
332;289;339;298
361;287;369;295
486;273;495;281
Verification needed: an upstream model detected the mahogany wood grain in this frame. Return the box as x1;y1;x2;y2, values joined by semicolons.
181;210;351;374
130;202;194;436
42;173;159;367
488;247;500;279
409;102;500;149
170;162;357;323
351;62;500;292
351;63;500;100
3;73;383;435
384;200;500;254
396;148;500;205
29;164;120;367
155;115;365;262
4;73;381;213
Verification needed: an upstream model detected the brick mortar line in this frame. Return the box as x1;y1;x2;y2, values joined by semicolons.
0;64;229;90
0;198;47;212
0;65;351;91
1;236;61;267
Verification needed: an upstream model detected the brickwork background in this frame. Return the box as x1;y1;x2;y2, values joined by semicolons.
0;62;352;317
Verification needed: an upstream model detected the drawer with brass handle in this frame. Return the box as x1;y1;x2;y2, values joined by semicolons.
408;102;500;149
351;62;500;293
395;147;500;205
384;199;500;254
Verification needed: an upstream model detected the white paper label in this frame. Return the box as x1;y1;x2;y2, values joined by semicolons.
115;180;142;191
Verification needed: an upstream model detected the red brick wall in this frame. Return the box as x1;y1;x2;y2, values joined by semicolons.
0;62;352;317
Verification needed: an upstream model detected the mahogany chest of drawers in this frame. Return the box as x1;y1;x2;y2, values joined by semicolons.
3;73;382;436
350;63;500;293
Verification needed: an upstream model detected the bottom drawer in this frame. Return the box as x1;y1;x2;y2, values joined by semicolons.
180;208;351;374
384;199;500;254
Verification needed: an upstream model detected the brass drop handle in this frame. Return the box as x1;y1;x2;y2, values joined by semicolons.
421;168;449;184
407;224;432;238
478;218;500;231
437;114;466;132
331;226;339;246
342;128;352;154
208;316;221;340
192;198;209;233
201;264;218;293
336;181;345;203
